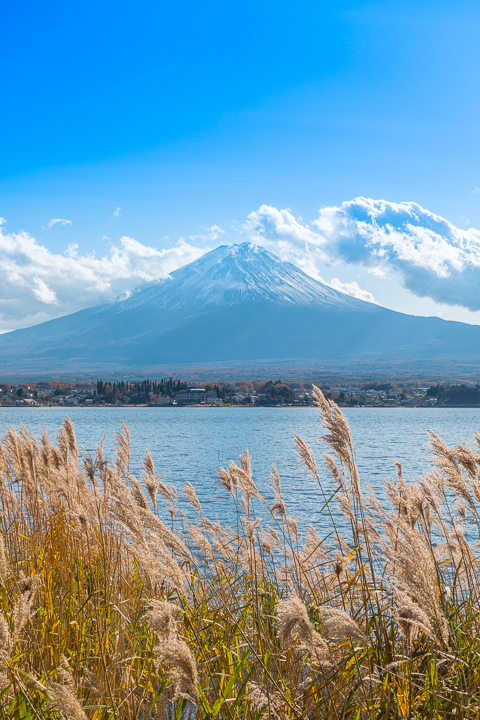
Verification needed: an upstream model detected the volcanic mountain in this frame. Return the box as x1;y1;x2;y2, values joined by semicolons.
1;242;480;376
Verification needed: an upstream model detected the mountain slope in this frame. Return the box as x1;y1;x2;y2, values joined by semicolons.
0;242;480;376
103;241;374;312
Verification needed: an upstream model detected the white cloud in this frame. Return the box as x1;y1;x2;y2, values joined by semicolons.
329;278;376;303
245;198;480;312
6;196;480;332
48;218;72;228
244;205;328;279
0;223;207;331
114;207;122;217
32;278;58;305
189;224;225;242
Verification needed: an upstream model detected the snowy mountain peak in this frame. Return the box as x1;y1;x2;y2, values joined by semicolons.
2;244;480;376
118;242;370;312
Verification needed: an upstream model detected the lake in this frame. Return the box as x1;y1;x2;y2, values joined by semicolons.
1;406;479;534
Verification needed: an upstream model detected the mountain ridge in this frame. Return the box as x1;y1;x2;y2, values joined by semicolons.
0;242;479;377
101;242;374;313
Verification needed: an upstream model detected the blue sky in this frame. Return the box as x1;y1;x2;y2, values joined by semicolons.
3;0;480;330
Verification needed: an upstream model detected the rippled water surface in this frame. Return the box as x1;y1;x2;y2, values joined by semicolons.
2;407;479;533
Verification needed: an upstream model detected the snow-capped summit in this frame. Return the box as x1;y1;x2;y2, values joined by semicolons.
1;241;480;376
116;242;369;312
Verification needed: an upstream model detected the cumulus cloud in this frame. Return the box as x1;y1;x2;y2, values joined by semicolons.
32;278;58;305
0;223;206;332
47;218;72;228
329;278;376;303
246;198;480;311
6;196;480;332
114;207;122;216
245;205;327;277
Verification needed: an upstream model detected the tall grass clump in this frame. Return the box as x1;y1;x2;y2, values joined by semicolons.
1;390;480;717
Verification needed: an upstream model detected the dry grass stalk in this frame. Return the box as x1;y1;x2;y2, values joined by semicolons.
0;409;480;717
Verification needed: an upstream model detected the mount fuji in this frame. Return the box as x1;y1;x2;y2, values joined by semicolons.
1;242;480;377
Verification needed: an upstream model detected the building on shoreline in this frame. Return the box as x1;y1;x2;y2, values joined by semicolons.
176;388;221;406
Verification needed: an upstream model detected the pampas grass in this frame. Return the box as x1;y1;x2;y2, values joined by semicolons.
2;389;480;717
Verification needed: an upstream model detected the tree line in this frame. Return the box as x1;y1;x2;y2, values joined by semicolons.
426;384;480;405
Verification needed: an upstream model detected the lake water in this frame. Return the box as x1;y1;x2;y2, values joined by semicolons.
1;406;479;535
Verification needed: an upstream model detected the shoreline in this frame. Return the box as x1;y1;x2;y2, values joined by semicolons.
2;403;480;409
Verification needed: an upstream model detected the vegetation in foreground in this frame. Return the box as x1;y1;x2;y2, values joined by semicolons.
0;389;480;717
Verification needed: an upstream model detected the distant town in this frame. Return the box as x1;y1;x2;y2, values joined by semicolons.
2;378;480;407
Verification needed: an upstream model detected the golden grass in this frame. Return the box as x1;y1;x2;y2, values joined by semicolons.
0;388;480;718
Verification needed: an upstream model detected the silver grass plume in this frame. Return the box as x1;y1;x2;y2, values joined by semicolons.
50;682;88;720
56;417;78;465
276;596;328;658
241;516;261;542
295;435;320;482
218;450;264;504
158;481;174;503
145;599;198;700
260;532;273;555
114;420;131;477
319;607;369;645
128;473;149;510
332;551;348;578
142;449;160;512
184;481;202;512
246;682;282;718
286;515;298;540
395;592;434;643
81;667;102;697
429;432;475;509
0;612;13;660
217;465;236;495
385;463;424;528
312;385;360;497
384;520;448;644
13;573;40;640
270;465;286;517
57;655;75;691
0;535;7;584
63;416;78;463
80;450;100;493
189;524;214;560
168;483;179;500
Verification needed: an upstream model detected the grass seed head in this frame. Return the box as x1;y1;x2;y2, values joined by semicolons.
50;682;88;720
276;596;328;657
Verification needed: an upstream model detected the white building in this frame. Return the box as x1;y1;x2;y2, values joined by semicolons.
176;388;219;405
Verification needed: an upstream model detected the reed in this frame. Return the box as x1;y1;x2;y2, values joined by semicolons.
0;395;479;717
